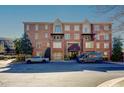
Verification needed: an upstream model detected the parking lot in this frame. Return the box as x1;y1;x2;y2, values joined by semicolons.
0;59;124;87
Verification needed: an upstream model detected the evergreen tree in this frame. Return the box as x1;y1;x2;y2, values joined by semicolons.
20;32;33;55
112;37;123;61
14;39;22;54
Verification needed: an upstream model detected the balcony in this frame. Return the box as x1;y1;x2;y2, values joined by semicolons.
51;33;64;35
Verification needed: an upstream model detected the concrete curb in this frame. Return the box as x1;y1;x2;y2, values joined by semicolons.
97;77;124;87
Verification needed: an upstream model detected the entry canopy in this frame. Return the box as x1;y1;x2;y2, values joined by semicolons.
68;44;80;52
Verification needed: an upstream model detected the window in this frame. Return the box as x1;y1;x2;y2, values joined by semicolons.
45;33;48;38
35;42;41;49
64;25;70;31
74;34;80;40
35;25;39;31
26;25;29;31
47;42;50;47
104;25;110;31
85;42;94;48
83;25;91;33
94;25;100;31
104;43;109;48
35;33;39;40
104;52;108;56
96;43;100;49
53;42;62;48
95;35;100;40
83;27;88;33
65;34;70;40
55;25;61;33
45;25;48;30
74;25;80;31
104;34;109;40
36;51;42;56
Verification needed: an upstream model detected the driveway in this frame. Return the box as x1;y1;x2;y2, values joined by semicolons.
0;59;124;87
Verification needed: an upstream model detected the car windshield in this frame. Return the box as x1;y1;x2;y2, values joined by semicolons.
87;52;103;56
32;56;41;58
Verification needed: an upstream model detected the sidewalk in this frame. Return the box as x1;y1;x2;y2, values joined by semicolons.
0;59;15;67
98;77;124;87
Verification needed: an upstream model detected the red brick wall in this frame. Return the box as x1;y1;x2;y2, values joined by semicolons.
24;22;112;60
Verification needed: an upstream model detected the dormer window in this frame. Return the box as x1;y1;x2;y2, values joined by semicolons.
83;25;91;33
82;18;91;34
55;25;61;33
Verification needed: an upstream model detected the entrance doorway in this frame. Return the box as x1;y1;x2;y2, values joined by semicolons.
68;51;78;59
53;52;63;60
68;43;80;59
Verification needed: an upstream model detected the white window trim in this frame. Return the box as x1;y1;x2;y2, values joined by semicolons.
74;25;80;31
26;25;29;31
104;34;109;40
74;33;80;40
95;34;100;40
45;33;48;38
35;42;41;49
35;33;39;40
83;25;91;33
104;25;110;31
47;42;50;47
96;43;100;49
53;42;62;48
35;25;39;31
65;34;70;40
54;25;62;33
45;25;48;30
104;52;108;56
64;25;70;31
104;43;109;49
85;42;94;48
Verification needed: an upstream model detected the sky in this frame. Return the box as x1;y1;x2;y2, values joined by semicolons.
0;5;120;39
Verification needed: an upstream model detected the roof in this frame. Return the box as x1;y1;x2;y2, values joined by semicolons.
0;37;13;41
23;18;112;25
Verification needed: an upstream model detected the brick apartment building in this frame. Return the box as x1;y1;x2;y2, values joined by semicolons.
24;18;112;60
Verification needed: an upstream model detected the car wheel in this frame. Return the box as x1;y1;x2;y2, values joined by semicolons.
95;60;102;63
27;60;31;64
42;60;46;63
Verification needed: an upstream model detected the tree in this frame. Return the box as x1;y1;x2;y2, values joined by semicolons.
14;32;33;61
0;41;5;54
95;6;124;33
112;36;123;61
13;39;22;54
20;32;33;55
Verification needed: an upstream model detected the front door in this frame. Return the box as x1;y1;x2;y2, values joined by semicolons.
69;51;78;59
53;52;63;60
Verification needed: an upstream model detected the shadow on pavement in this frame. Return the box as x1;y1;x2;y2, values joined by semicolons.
0;61;124;73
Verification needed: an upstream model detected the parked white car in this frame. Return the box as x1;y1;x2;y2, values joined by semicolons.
25;56;49;64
